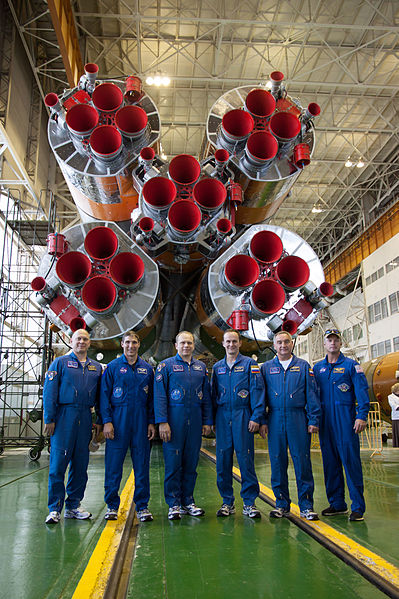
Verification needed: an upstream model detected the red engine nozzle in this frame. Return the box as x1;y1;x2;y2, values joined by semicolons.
55;251;92;288
276;255;310;291
244;131;278;168
31;276;47;292
245;89;276;119
92;82;123;114
221;109;254;144
70;317;87;332
193;178;227;213
169;154;201;187
81;276;118;314
65;104;99;137
89;125;122;161
216;218;233;235
167;200;202;238
269;111;301;143
109;252;145;289
249;230;283;265
84;226;118;261
319;282;334;297
223;255;260;293
115;105;148;139
142;176;177;215
250;279;286;315
282;319;298;335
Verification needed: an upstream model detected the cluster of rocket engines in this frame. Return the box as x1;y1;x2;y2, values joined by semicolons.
32;64;334;348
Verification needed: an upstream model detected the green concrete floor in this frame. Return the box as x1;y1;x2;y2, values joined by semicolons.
127;441;399;599
0;441;398;599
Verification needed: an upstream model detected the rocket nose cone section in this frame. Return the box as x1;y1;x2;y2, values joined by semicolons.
84;226;118;261
81;276;117;313
168;154;201;186
56;251;92;287
249;230;283;264
250;279;286;315
276;255;310;291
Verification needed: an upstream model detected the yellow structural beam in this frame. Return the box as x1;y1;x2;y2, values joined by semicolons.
324;201;399;285
47;0;84;87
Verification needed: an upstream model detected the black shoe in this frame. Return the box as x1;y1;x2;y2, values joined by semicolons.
321;506;348;516
349;511;364;521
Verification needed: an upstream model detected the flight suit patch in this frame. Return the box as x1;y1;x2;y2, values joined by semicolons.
46;371;57;380
237;389;249;398
88;365;97;371
270;367;280;374
338;383;350;392
137;368;148;374
309;368;314;376
234;366;244;372
67;361;78;368
156;374;162;381
157;363;165;371
333;367;345;373
355;365;364;373
173;365;184;372
290;366;300;372
319;367;327;373
171;389;182;400
251;365;260;374
120;367;128;374
113;387;123;398
218;367;226;374
193;365;202;371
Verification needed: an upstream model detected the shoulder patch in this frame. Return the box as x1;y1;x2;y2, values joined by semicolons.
46;370;57;381
251;365;260;374
355;365;364;373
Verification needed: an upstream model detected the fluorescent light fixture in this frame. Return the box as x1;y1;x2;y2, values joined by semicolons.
357;160;364;168
146;76;154;85
345;159;353;167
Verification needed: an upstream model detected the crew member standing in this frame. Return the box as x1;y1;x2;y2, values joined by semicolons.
43;329;102;524
211;329;266;518
314;329;369;521
100;331;155;522
154;331;212;520
388;383;399;448
261;331;320;520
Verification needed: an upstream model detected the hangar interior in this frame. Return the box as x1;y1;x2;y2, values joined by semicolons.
0;1;399;598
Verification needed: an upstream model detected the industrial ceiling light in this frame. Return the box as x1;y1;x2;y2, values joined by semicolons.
345;158;353;167
146;74;171;87
357;159;364;168
312;204;323;213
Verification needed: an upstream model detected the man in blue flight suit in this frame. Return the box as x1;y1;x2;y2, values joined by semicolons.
211;329;266;518
261;330;320;520
43;329;102;524
100;331;155;522
154;331;213;520
313;329;369;522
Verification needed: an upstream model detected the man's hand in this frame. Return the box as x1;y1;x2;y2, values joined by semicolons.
202;425;211;437
44;422;55;436
147;423;156;440
308;425;319;434
259;424;268;439
248;420;259;433
159;422;171;443
354;419;367;434
103;422;115;440
94;423;102;439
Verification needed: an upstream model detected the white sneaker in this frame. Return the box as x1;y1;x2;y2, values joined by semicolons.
64;507;92;520
300;509;319;521
243;504;261;518
168;506;182;520
45;511;61;524
181;503;205;516
216;503;236;517
136;508;153;522
104;508;118;520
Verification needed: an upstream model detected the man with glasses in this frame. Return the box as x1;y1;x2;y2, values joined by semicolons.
313;329;369;522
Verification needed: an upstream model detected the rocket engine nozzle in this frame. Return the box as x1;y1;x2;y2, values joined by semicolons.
250;279;286;316
269;111;301;144
276;255;310;291
193;178;227;213
92;82;124;115
70;317;87;332
243;131;278;170
167;200;202;239
89;125;123;161
109;252;145;290
303;102;321;123
222;254;260;293
84;62;99;84
281;319;299;335
65;103;99;137
168;154;201;187
244;88;276;120
45;93;66;129
115;105;148;139
270;71;284;98
216;218;233;236
319;282;334;297
55;251;92;288
84;226;118;261
138;217;155;234
249;230;283;265
221;109;254;144
81;276;118;315
139;146;155;171
142;176;177;217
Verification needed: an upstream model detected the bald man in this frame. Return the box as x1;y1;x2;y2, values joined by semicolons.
43;329;102;524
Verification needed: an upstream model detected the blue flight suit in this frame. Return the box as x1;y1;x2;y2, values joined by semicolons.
313;352;369;515
100;355;154;511
211;354;266;506
43;352;102;513
154;354;213;507
261;355;320;512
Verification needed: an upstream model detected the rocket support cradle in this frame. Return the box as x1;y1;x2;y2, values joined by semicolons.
33;66;333;345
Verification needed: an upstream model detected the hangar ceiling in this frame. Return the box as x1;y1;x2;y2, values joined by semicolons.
5;0;399;266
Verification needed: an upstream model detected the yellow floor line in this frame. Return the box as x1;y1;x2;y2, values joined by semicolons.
72;470;135;599
202;447;399;589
